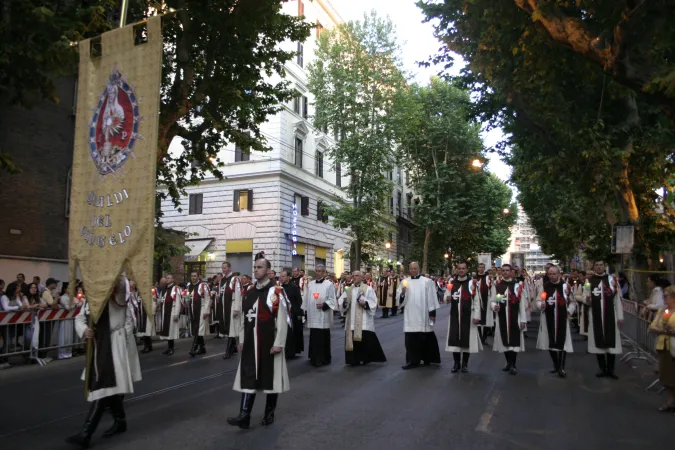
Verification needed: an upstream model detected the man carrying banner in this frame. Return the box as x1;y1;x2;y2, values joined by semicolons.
66;274;141;448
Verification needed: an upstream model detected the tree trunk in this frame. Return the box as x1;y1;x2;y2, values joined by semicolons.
422;226;431;274
354;237;362;271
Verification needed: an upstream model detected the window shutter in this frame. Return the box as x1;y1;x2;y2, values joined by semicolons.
301;196;309;216
247;189;253;211
303;96;308;118
317;200;322;220
233;190;240;212
197;194;203;214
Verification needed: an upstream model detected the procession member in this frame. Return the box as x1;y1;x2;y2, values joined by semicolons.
240;274;253;295
227;252;291;429
443;262;482;373
279;269;304;359
66;274;141;448
581;260;624;379
491;264;527;375
290;267;308;295
536;265;575;378
397;262;441;370
378;268;399;318
303;265;337;366
157;275;181;355
474;262;494;345
218;262;242;359
340;270;386;366
186;271;211;357
573;271;589;337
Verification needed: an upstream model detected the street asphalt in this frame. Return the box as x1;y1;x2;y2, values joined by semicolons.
0;306;671;450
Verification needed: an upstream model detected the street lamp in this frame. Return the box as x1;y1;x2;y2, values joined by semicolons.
503;208;510;214
385;242;392;249
444;253;449;259
472;159;484;169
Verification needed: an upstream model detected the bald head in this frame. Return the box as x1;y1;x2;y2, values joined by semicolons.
352;270;363;285
410;262;420;276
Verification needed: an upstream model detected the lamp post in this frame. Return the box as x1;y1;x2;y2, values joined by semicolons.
444;253;449;276
385;241;392;266
472;159;484;169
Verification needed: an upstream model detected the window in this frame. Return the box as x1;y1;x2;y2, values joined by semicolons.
320;123;328;134
294;138;303;167
317;200;328;223
315;151;324;177
335;162;341;187
406;194;412;217
406;171;410;185
293;95;301;114
387;171;393;181
294;193;309;216
388;197;394;215
297;42;304;67
234;134;250;162
302;95;308;118
397;167;403;184
233;190;253;211
397;192;402;216
189;193;203;215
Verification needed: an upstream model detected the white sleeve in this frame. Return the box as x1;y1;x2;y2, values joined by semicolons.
173;289;181;318
427;280;440;312
615;289;624;321
74;302;88;338
272;290;289;348
325;284;338;310
649;289;664;310
365;287;377;317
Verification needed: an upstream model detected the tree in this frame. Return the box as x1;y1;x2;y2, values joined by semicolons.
395;78;515;273
307;11;406;269
419;0;675;264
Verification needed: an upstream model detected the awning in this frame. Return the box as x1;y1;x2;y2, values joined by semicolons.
185;238;213;258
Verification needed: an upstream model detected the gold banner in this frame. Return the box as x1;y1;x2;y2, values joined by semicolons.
68;17;163;323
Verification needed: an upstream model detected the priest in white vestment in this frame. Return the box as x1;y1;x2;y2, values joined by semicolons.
397;262;441;370
535;265;576;378
490;264;527;375
580;260;624;379
443;262;482;373
66;274;141;448
303;265;337;366
339;271;386;366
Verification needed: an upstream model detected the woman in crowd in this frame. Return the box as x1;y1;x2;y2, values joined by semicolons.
71;285;86;356
57;282;74;360
649;285;675;413
642;274;670;320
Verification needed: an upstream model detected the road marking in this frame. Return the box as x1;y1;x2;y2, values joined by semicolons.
168;361;188;367
475;393;500;432
482;430;538;450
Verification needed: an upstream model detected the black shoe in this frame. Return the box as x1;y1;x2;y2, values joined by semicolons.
606;371;619;380
423;360;431;366
65;399;105;448
162;348;174;356
401;362;420;370
196;347;206;355
227;394;256;430
261;394;278;426
65;434;91;449
549;368;559;374
558;369;567;378
461;363;468;373
502;364;512;372
596;370;606;378
140;347;153;354
223;351;233;360
509;366;518;375
451;363;460;373
103;395;127;438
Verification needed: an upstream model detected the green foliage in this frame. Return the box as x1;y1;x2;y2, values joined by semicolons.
394;78;516;269
307;11;406;268
419;0;675;264
154;225;190;274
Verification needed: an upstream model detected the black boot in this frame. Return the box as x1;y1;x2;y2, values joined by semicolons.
223;337;235;359
508;352;518;375
261;394;278;426
549;350;560;374
141;336;153;353
596;354;607;378
391;306;398;317
189;337;199;357
227;393;256;429
382;308;389;318
461;352;470;373
102;395;127;438
451;352;461;373
558;351;567;378
502;353;512;372
65;399;105;448
196;336;206;355
162;340;174;356
606;354;618;379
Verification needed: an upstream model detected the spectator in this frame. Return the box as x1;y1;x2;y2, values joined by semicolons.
57;282;73;360
649;285;675;412
5;273;29;297
72;286;86;356
618;271;630;300
33;276;46;295
642;274;669;319
37;278;59;359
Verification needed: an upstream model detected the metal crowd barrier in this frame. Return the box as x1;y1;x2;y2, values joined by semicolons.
619;299;661;392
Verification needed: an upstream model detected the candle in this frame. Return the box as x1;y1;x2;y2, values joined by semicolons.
402;279;408;288
664;309;671;321
539;292;547;301
313;292;320;300
182;290;188;297
77;293;83;300
446;283;453;291
496;294;503;303
152;288;157;296
584;281;591;289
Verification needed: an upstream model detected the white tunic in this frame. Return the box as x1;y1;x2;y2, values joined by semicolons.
135;293;156;338
159;285;182;341
397;276;440;333
490;280;528;352
443;278;483;353
339;284;377;332
76;277;142;402
535;282;576;352
580;274;624;354
188;282;212;337
233;284;290;394
302;279;337;329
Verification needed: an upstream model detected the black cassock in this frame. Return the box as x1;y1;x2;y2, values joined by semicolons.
542;282;568;350
588;274;617;349
494;280;521;348
447;278;473;348
217;276;236;336
283;282;304;357
474;274;491;326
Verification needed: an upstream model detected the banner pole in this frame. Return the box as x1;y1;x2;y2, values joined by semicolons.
119;0;129;28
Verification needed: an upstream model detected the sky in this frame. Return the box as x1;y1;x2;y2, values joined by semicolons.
334;0;513;187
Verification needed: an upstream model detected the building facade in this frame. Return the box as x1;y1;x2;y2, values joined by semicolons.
504;205;556;274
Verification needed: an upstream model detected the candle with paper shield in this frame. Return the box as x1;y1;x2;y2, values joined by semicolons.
664;309;671;322
539;291;547;301
77;293;84;300
446;283;453;291
584;281;591;290
313;292;320;300
402;279;408;288
496;293;504;303
152;287;157;296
